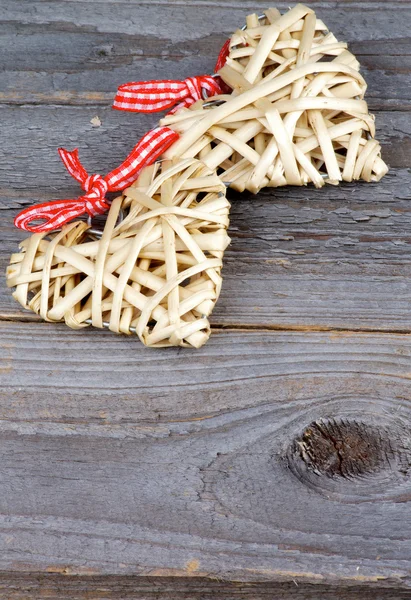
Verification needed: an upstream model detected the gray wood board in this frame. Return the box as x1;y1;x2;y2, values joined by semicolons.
2;166;411;331
0;107;407;198
2;101;410;332
3;0;411;49
1;323;411;586
0;5;410;111
3;578;411;600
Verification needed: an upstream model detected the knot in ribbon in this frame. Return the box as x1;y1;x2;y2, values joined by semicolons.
113;74;224;115
15;126;179;233
83;172;108;197
79;174;109;217
61;152;110;218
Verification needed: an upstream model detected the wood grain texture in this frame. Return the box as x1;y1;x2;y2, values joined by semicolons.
0;106;407;198
3;167;411;331
4;579;411;600
3;578;411;600
1;1;410;109
1;323;411;587
5;0;410;40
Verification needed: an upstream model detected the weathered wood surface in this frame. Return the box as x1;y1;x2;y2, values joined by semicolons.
0;107;409;195
2;108;411;330
2;1;411;110
4;579;411;600
2;0;411;597
1;324;411;587
3;177;411;331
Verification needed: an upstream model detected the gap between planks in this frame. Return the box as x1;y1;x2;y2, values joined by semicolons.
1;97;410;111
40;0;411;6
2;314;411;337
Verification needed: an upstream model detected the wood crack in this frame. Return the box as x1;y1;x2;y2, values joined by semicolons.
2;313;411;336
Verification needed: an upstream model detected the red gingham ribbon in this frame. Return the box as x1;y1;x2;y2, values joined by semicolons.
14;126;179;233
113;40;232;114
113;75;223;114
215;39;231;73
213;39;232;94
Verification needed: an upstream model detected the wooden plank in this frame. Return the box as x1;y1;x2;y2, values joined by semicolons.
4;0;411;40
0;106;407;194
2;166;411;331
1;2;410;109
1;101;408;331
2;578;411;600
1;323;411;586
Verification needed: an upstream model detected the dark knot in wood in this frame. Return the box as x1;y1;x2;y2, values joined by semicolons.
291;418;394;479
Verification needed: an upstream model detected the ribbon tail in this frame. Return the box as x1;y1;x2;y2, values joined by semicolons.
105;126;180;190
14;199;86;233
58;148;89;186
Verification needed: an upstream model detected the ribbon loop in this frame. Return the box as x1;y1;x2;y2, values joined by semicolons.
215;39;231;73
14;126;179;233
14;199;94;234
113;74;223;114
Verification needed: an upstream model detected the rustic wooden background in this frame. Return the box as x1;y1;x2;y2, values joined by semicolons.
1;0;411;598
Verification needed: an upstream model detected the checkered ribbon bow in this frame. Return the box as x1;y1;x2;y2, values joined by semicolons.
113;40;232;114
14;126;179;233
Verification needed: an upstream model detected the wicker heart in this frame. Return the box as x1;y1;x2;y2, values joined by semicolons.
162;4;388;192
7;159;230;348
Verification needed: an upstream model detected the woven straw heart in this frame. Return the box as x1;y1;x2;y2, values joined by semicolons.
162;4;388;192
7;159;230;348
